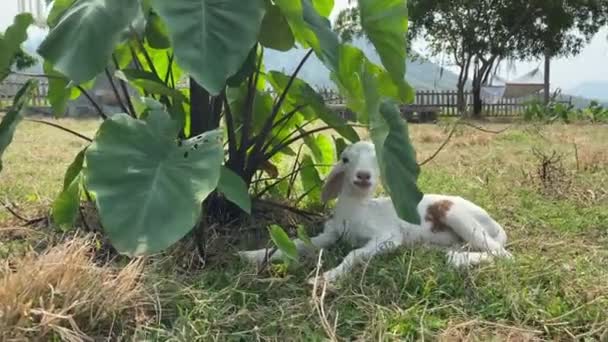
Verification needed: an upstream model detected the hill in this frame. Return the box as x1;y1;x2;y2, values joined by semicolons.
264;38;463;91
567;81;608;103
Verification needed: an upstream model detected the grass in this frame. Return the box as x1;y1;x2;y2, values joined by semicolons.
1;117;607;340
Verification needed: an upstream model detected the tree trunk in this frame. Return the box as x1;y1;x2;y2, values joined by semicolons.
472;60;483;119
456;55;472;116
544;49;551;105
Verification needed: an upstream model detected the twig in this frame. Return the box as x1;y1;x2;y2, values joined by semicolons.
0;200;44;225
1;200;30;222
24;118;92;142
310;249;339;342
461;121;511;134
418;120;510;167
418;120;461;166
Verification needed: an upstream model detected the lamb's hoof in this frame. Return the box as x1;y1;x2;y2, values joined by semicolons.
307;275;338;291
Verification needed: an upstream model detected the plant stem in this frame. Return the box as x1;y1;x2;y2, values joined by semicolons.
265;124;356;161
246;49;313;178
24;118;93;142
104;67;130;115
112;55;137;117
223;96;238;163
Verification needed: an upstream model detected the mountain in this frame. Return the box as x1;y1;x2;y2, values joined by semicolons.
567;81;608;103
264;38;463;91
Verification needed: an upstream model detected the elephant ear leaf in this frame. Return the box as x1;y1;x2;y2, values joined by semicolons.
85;110;224;256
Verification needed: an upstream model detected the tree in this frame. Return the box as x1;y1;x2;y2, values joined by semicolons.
337;0;608;117
0;0;423;257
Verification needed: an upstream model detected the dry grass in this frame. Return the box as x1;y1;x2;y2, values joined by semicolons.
1;118;608;340
0;236;150;341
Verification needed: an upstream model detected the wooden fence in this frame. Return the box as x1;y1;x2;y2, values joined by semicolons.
1;79;551;118
0;80;50;109
318;88;544;117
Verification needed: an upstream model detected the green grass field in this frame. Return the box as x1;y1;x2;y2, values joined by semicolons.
1;118;607;341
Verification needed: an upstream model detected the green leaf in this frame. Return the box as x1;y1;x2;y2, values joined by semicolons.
226;44;258;87
296;225;314;248
151;0;266;94
52;173;81;230
63;148;87;190
47;0;76;28
113;43;134;69
217;166;252;214
267;71;359;142
331;44;414;121
0;80;37;173
38;0;140;85
85;111;224;256
43;62;83;117
269;224;297;261
314;134;334;175
301;0;340;69
300;154;322;203
312;0;334;18
115;69;186;102
0;13;34;81
145;11;171;49
259;3;295;51
274;0;339;67
358;0;408;90
370;101;422;224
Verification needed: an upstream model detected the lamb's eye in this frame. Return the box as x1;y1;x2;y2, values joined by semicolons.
342;157;349;163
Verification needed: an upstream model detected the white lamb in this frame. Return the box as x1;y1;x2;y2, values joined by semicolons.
238;141;512;284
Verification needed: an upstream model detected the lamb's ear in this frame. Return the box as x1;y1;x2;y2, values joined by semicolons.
321;163;346;203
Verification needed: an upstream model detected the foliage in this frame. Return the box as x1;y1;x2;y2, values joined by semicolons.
405;0;608;117
85;113;224;256
523;99;577;123
336;0;608;117
577;100;608;123
0;13;35;81
268;224;298;264
0;80;37;173
0;0;422;256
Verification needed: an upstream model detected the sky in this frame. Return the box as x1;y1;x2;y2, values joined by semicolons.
1;0;607;91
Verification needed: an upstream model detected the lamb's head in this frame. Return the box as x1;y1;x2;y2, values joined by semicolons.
321;141;379;202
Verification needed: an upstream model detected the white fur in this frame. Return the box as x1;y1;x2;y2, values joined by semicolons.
238;141;512;283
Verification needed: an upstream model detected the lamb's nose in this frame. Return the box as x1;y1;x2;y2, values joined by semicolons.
356;171;371;181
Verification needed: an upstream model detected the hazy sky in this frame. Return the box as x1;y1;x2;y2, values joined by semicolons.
1;0;607;90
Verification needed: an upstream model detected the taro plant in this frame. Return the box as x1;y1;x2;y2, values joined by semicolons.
0;0;423;257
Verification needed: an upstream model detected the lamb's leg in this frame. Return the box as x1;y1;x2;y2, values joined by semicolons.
443;206;510;257
311;234;401;284
238;230;338;265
